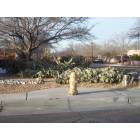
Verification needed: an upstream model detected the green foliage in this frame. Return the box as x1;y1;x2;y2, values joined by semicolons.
60;58;75;70
18;69;38;78
33;68;60;78
0;59;44;74
0;55;90;76
61;56;90;68
56;67;123;84
33;58;76;78
0;60;24;74
33;69;46;78
55;67;83;84
98;67;123;83
130;54;140;61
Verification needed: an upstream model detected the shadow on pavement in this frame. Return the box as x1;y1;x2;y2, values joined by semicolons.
78;88;127;95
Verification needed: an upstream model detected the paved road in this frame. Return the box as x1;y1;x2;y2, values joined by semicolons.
1;107;140;123
90;64;140;74
0;87;140;122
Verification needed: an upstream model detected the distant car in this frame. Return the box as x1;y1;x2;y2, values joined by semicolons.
93;59;104;64
118;55;130;63
111;55;130;63
110;57;119;64
122;55;130;62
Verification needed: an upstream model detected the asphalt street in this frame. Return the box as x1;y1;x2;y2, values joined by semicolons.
1;107;140;123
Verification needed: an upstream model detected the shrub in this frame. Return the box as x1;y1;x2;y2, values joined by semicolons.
33;68;60;78
130;54;140;61
61;56;90;68
99;67;123;83
33;58;77;78
56;67;123;84
0;59;43;74
17;69;38;78
0;60;22;74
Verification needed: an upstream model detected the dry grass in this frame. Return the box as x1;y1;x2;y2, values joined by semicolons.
78;82;124;89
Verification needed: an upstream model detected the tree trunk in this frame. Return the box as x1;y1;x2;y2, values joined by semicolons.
121;55;123;63
27;51;32;61
17;51;32;61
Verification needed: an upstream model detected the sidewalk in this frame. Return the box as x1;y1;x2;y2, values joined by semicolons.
0;87;140;116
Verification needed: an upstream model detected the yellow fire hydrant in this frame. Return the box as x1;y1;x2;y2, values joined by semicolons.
68;71;78;96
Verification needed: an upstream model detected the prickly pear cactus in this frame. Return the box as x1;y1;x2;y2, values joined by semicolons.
56;67;123;84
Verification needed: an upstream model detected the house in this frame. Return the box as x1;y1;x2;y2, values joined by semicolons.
127;50;140;56
0;48;16;60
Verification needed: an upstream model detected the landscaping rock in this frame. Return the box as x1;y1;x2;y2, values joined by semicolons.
0;79;42;85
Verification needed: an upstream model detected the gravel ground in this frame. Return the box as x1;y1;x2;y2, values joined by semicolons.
0;79;62;94
0;77;138;94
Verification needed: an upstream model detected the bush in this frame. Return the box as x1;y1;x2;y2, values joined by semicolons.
0;59;46;74
130;54;140;61
33;58;77;78
0;60;22;74
17;69;38;78
61;56;90;68
56;67;123;84
27;56;91;78
33;68;60;78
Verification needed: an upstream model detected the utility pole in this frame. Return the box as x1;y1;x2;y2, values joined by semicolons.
91;45;93;61
91;42;94;62
137;32;140;50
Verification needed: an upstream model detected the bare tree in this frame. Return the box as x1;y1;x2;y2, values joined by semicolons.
110;33;130;50
107;33;131;62
129;18;140;50
100;41;119;59
0;17;94;60
66;42;100;57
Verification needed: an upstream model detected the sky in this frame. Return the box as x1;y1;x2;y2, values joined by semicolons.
91;17;137;44
55;17;138;52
